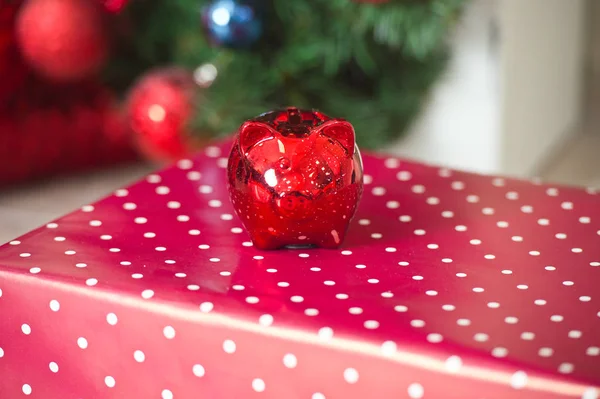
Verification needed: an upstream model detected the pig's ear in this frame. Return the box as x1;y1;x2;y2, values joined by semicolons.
318;120;355;154
238;121;275;154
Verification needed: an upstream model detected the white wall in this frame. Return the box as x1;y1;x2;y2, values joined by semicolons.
499;0;586;176
390;0;587;178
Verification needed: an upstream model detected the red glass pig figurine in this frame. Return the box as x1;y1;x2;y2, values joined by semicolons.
227;107;364;250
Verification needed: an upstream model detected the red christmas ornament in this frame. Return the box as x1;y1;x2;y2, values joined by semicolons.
227;107;364;250
15;0;108;82
126;67;200;162
100;0;128;13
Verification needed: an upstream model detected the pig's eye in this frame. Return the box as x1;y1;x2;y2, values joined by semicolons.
279;157;291;170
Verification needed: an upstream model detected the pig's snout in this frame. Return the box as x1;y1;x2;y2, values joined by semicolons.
276;192;311;217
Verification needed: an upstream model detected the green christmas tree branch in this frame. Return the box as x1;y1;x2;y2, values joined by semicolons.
102;0;467;149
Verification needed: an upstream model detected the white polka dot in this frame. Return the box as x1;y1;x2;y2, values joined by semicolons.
470;239;482;245
457;318;471;326
230;227;243;233
411;319;425;328
193;364;206;377
546;187;559;196
426;197;440;205
21;324;31;335
22;384;32;395
385;158;401;168
163;326;176;339
177;215;190;222
506;191;519;200
501;269;512;275
451;181;465;190
482;207;495;215
187;285;200;291
474;333;489;342
89;220;102;227
505;316;518;324
492;347;508;358
20;253;31;258
466;194;480;203
442;304;456;311
561;201;573;210
318;327;334;340
497;221;509;228
492;177;505;186
521;332;535;340
551;315;564;322
558;363;574;374
545;265;556;271
591;262;600;267
106;313;118;325
445;356;462;372
438;168;452;177
135;217;148;224
146;174;161;183
511;236;523;242
538;218;550;226
395;305;408;312
586;347;600;356
484;254;495;260
555;233;567;239
487;302;500;308
535;299;547;306
349;307;363;315
411;185;425;194
381;341;397;356
397;171;412;181
442;258;453;263
47;223;58;228
472;287;484;293
49;362;59;373
414;229;426;235
246;296;259;304
364;320;380;329
399;261;409;266
521;205;533;213
251;378;266;392
455;225;467;232
568;330;582;339
155;186;170;195
381;292;393;298
372;187;386;196
221;214;234;221
517;284;528;290
562;281;574;286
223;339;236;353
134;350;145;362
199;302;214;313
105;376;116;388
29;267;41;274
46;299;60;312
407;383;424;398
580;296;592;302
161;389;174;399
427;333;443;343
283;353;298;368
572;247;583;253
441;210;454;218
510;371;528;389
343;368;359;384
77;337;88;349
9;240;20;245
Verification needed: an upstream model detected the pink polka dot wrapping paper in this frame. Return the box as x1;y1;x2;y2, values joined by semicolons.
0;140;599;399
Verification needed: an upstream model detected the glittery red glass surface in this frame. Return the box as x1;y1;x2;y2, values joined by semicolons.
0;139;599;399
227;108;364;249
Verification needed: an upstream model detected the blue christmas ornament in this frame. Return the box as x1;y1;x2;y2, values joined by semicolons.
201;0;263;49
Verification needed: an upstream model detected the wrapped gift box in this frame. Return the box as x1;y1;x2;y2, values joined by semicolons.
0;139;599;399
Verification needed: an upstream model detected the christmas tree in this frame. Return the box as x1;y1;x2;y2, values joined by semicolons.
106;0;467;152
1;0;467;184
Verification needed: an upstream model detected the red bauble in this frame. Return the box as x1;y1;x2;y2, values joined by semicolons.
127;67;200;162
100;0;128;13
227;107;364;250
15;0;108;82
